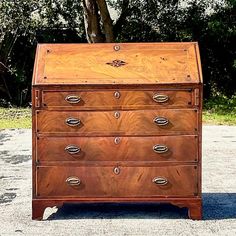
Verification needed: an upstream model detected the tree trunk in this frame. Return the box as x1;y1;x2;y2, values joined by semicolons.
82;0;104;43
82;0;129;43
96;0;114;42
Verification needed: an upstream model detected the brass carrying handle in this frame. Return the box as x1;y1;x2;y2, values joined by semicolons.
65;117;81;127
153;144;168;154
65;145;81;154
65;95;81;104
153;94;169;103
66;176;81;186
152;177;168;186
153;117;169;126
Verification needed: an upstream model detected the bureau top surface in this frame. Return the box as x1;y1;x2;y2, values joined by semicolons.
32;42;202;85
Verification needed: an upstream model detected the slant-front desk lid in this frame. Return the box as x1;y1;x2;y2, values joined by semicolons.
32;42;202;85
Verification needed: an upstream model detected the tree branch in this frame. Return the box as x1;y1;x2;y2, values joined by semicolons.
96;0;114;42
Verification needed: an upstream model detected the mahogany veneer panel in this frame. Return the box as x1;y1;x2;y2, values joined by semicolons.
36;165;198;197
42;89;193;109
36;109;198;135
33;43;202;85
37;135;198;162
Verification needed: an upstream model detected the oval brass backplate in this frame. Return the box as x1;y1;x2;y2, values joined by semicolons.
66;176;81;186
153;144;168;154
153;94;169;103
153;117;169;126
152;177;168;186
65;95;81;104
65;145;81;154
65;117;81;127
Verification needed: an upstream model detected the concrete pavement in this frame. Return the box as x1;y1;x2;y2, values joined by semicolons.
0;126;235;235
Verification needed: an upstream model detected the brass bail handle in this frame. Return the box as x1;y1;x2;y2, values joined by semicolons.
153;94;169;103
66;176;81;186
153;117;169;126
152;177;168;186
65;145;81;154
153;144;169;154
65;117;81;127
65;95;81;104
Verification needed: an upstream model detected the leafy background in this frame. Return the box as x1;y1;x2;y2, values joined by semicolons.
0;0;235;107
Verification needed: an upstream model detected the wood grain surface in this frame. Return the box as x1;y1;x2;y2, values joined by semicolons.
42;89;192;110
36;165;198;197
32;42;203;220
37;135;198;162
33;43;201;85
36;109;198;135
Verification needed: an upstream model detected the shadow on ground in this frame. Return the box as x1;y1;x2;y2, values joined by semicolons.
0;132;12;145
0;150;31;164
47;193;236;221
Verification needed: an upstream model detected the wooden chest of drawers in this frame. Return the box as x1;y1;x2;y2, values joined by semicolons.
32;42;203;220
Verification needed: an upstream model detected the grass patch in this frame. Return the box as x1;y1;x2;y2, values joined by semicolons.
203;95;236;125
0;108;31;129
0;96;235;129
203;111;236;125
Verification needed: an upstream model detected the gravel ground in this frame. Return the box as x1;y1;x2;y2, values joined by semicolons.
0;126;235;236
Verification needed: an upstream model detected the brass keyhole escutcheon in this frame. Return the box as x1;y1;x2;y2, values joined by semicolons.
114;45;120;51
114;137;121;144
114;91;120;99
113;167;120;175
114;111;120;119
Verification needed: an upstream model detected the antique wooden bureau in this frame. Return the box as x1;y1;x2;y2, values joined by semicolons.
32;42;203;220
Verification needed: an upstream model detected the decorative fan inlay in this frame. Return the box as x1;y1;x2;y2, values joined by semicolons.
106;59;127;67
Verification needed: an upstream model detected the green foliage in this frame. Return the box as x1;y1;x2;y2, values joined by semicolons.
0;0;235;106
0;0;85;106
203;96;236;125
203;94;236;125
204;94;236;114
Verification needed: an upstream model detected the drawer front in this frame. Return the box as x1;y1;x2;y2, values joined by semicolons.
36;109;197;135
36;165;198;197
37;136;198;162
42;90;192;109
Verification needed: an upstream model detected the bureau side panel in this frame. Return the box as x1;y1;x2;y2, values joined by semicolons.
32;88;37;199
198;85;203;197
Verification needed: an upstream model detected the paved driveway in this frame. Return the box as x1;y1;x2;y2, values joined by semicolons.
0;126;235;235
